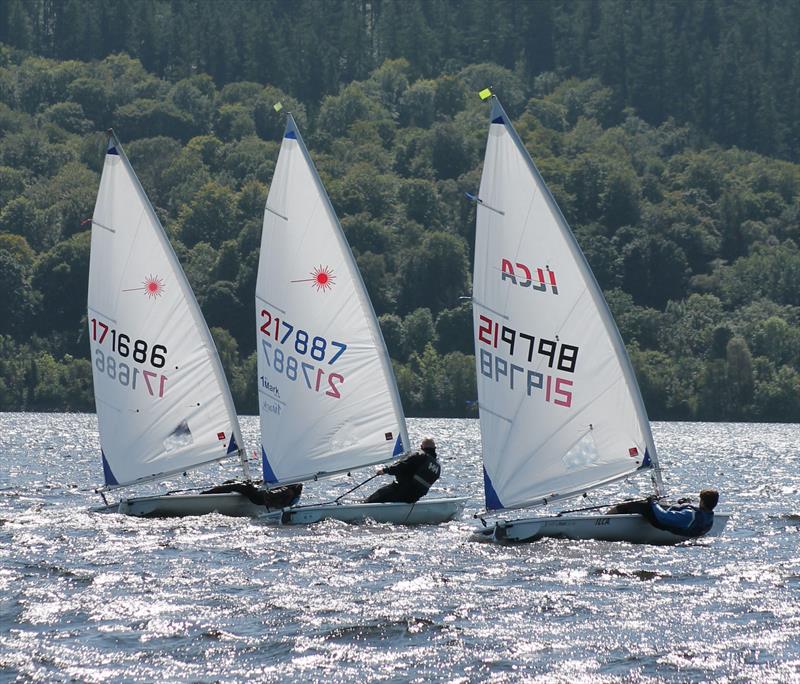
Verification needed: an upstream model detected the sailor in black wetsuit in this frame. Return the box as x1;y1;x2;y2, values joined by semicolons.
608;489;719;537
364;437;441;504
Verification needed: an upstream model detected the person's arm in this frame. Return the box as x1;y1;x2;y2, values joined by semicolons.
385;452;422;477
649;502;696;531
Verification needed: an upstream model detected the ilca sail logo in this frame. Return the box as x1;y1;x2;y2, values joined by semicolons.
500;258;558;295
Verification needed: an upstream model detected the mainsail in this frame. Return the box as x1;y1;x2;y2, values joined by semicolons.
473;98;662;511
256;114;409;485
88;133;244;489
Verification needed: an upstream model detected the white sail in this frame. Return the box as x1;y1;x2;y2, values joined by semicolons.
256;115;409;485
88;134;244;489
473;98;662;511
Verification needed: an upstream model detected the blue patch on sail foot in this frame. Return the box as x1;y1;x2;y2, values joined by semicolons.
392;434;404;457
101;450;118;486
261;446;279;484
106;139;119;156
227;433;239;455
483;467;503;510
638;448;653;470
491;116;505;125
284;130;297;139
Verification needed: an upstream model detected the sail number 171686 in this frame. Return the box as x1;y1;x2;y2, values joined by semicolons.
90;317;169;399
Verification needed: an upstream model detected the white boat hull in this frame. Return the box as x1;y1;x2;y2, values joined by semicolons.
472;512;731;545
93;492;277;518
270;497;468;526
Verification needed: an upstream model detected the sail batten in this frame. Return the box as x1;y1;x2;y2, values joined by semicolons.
88;132;245;490
474;98;661;511
256;115;409;485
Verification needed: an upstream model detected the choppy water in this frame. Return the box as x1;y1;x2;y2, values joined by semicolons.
1;414;799;683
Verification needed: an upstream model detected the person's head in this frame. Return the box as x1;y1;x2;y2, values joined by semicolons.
699;489;719;510
420;437;436;453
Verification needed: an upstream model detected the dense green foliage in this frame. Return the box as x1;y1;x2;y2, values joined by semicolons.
0;2;799;421
2;0;798;163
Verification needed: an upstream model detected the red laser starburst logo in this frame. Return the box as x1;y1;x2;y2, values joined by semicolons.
123;274;166;299
291;265;336;292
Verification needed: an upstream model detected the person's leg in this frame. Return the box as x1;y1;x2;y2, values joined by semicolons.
607;500;651;515
364;483;403;503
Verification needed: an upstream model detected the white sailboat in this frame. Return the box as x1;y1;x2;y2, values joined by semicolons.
469;96;729;544
255;114;465;525
89;132;271;518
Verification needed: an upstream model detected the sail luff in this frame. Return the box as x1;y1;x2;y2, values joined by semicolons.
488;98;661;484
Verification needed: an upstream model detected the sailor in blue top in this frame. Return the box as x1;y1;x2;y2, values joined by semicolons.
608;489;719;537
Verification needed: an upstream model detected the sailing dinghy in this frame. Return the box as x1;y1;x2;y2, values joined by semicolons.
255;114;465;525
89;132;278;518
469;96;729;544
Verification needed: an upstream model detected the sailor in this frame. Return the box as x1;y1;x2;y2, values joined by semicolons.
608;489;719;537
364;437;441;504
201;481;302;509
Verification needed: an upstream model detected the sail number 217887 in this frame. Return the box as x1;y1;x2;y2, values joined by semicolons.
259;308;346;399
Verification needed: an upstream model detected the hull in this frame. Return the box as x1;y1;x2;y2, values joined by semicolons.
271;497;467;526
472;512;731;545
93;492;277;518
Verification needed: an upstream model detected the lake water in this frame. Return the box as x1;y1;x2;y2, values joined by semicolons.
1;414;799;683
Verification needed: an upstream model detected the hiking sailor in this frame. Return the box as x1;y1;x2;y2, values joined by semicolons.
608;489;719;537
364;437;441;503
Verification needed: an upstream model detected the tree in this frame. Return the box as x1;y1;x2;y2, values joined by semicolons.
430;121;475;180
403;308;436;357
440;351;476;416
435;304;472;355
32;231;90;338
0;196;51;250
0;249;39;338
356;252;393;314
114;98;197;142
169;75;215;134
66;76;112;127
177;182;238;247
398;232;469;314
41;101;91;133
379;314;405;361
408;343;444;415
214;104;256;142
618;229;690;308
398;79;436;128
316;82;388;141
328;162;397;218
340;214;396;255
398;178;440;228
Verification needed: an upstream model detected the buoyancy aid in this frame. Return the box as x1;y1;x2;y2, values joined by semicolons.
412;450;441;490
649;502;714;537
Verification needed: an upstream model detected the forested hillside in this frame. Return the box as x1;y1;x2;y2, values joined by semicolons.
3;0;798;162
1;1;799;421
